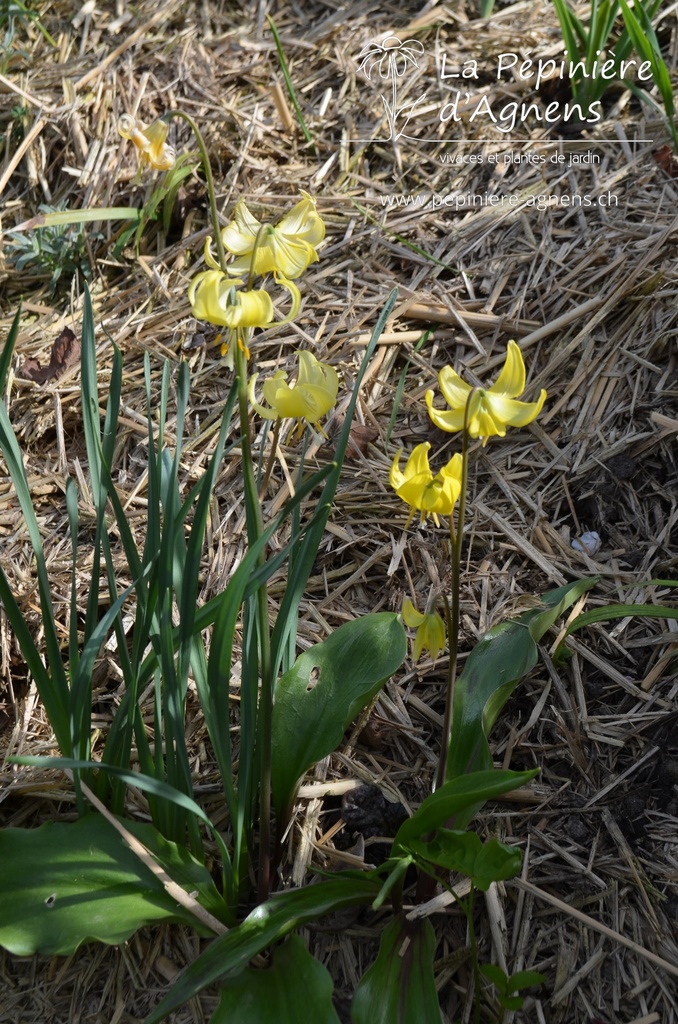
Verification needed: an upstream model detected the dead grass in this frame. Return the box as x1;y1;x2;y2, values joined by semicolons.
1;1;678;1021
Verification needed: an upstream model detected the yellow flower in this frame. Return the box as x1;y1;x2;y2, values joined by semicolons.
402;598;446;662
221;191;325;279
389;442;462;526
249;351;338;424
188;271;300;331
426;340;546;445
117;114;175;171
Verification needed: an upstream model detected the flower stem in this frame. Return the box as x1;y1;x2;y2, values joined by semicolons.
164;110;228;273
435;390;474;791
234;336;274;900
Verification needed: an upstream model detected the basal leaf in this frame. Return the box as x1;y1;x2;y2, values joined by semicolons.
446;579;596;782
271;613;406;823
145;877;381;1023
213;933;340;1024
0;814;224;955
393;770;536;851
351;914;440;1024
408;830;522;891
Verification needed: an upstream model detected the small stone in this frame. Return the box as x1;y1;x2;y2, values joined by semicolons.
572;531;601;556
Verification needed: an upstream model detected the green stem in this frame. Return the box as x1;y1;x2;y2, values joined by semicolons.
234;336;273;901
435;397;473;791
164;110;228;272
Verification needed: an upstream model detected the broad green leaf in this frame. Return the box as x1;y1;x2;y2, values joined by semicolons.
214;934;340;1024
351;914;440;1024
271;613;406;822
145;877;381;1023
0;814;225;955
507;969;545;994
480;962;508;990
446;579;596;782
393;770;536;852
408;830;521;891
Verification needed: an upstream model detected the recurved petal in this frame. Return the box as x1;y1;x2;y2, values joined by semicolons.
227;288;275;328
273;277;302;324
402;441;433;480
486;390;547;428
490;340;526;398
277;191;326;246
270;234;318;279
248;373;278;420
402;598;425;628
221;200;261;254
437;366;472;410
188;271;231;325
425;391;466;433
389;449;406;490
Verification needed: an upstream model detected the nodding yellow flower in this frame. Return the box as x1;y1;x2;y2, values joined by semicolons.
390;442;462;526
426;340;547;446
188;271;300;333
117;114;175;172
221;191;325;280
402;598;446;662
248;351;338;425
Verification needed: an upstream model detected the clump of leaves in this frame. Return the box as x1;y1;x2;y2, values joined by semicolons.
480;964;545;1022
5;202;102;293
0;0;56;73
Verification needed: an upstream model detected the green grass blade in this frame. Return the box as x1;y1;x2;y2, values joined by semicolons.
0;402;71;750
0;565;70;749
386;330;433;445
266;15;315;151
66;478;80;685
12;207;142;232
143;878;381;1023
619;0;678;148
557;602;678;653
269;288;399;679
0;307;21;395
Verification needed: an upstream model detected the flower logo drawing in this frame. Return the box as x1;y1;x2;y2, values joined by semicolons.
357;35;428;141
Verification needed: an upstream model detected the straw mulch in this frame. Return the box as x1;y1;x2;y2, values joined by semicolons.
1;1;678;1021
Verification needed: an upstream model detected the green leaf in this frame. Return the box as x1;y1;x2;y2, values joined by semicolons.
0;814;225;955
506;969;545;994
351;914;441;1024
13;207;142;232
214;934;340;1024
446;579;596;783
555;600;678;658
479;962;508;993
0;306;20;395
145;877;381;1024
270;613;406;822
408;831;522;891
393;770;536;851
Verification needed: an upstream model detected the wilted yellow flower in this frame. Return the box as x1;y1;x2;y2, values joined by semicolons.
188;271;300;332
426;340;546;446
390;442;462;526
117;113;175;171
221;191;325;279
402;598;446;662
249;351;338;424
